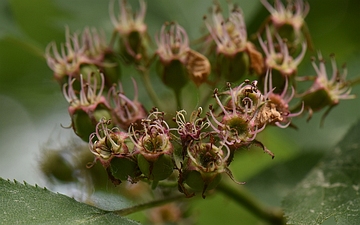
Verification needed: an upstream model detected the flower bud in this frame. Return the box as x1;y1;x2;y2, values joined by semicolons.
63;73;112;142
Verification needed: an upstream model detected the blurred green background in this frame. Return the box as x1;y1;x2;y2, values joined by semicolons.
1;0;360;224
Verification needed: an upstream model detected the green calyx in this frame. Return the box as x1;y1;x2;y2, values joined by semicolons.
223;115;249;140
101;53;122;88
217;51;249;82
109;157;140;181
277;24;299;48
184;170;222;194
301;88;333;112
119;31;146;63
71;104;112;142
142;134;171;154
137;154;174;187
157;59;188;93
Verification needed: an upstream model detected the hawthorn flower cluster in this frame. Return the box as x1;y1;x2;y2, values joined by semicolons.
45;0;355;199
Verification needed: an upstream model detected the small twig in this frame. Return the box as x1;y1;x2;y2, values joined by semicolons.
348;76;360;87
113;194;184;216
157;180;178;188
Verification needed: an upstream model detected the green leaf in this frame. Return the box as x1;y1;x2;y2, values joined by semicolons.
89;191;135;212
245;151;324;207
0;178;140;225
282;120;360;225
8;0;66;45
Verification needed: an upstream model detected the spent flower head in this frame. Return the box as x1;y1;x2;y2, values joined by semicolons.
63;73;109;112
156;22;190;65
309;53;354;101
128;109;175;185
108;78;147;130
156;22;210;87
89;118;130;166
186;141;231;175
207;81;266;146
129;109;173;161
258;26;306;77
63;73;112;141
204;3;247;56
174;108;210;145
257;70;304;128
182;139;245;198
110;0;147;36
261;0;309;34
204;3;264;78
46;27;107;83
299;52;355;125
109;0;148;61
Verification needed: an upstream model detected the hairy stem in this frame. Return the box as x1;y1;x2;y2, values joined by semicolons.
108;30;118;50
199;87;213;108
174;89;183;110
216;181;286;225
139;69;163;109
113;194;184;216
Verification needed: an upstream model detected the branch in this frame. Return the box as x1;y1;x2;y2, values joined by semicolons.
216;181;286;225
